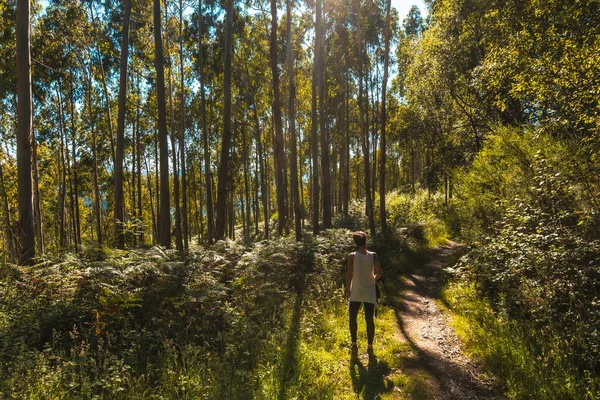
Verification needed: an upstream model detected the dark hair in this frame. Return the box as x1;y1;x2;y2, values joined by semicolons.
353;231;367;247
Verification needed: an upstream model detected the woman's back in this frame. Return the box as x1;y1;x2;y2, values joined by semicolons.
349;251;376;304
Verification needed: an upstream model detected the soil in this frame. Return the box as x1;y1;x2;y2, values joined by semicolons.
391;241;504;399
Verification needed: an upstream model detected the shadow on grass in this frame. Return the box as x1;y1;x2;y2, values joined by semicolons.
349;347;393;399
277;292;303;400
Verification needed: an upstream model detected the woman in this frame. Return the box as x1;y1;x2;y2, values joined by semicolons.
346;231;383;350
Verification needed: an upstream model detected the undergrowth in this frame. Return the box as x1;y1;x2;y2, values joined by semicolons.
0;226;432;399
443;281;600;399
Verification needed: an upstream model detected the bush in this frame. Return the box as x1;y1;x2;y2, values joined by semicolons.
386;189;451;247
454;145;600;388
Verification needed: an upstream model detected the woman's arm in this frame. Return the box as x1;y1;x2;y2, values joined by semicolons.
373;253;383;280
346;253;354;300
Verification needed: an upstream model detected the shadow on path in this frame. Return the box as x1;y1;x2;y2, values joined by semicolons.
391;243;501;400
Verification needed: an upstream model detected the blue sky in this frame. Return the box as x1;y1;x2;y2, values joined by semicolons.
391;0;428;23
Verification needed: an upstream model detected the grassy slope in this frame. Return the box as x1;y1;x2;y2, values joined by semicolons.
267;242;440;400
442;281;600;400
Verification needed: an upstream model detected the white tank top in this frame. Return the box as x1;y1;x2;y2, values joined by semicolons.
349;251;376;304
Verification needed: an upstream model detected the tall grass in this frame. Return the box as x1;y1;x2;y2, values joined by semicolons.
443;281;600;399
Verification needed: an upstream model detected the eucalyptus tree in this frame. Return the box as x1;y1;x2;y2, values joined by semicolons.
114;0;132;249
318;0;331;229
286;0;301;241
16;0;34;264
214;0;234;241
310;0;321;234
154;0;171;248
353;0;375;234
378;0;391;233
269;0;287;235
195;0;214;243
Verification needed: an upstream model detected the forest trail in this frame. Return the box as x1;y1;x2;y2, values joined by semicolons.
385;242;504;399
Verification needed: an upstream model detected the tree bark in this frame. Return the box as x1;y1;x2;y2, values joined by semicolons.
343;70;350;216
310;0;321;235
318;0;331;229
0;164;17;263
215;0;234;241
243;127;251;242
252;98;268;238
57;84;67;250
379;0;391;233
270;0;287;235
179;0;188;250
16;0;35;265
287;0;301;241
154;0;171;248
136;95;143;245
32;130;44;254
198;0;214;244
86;67;103;245
69;83;81;249
355;0;375;235
168;68;183;252
114;0;132;249
144;155;157;244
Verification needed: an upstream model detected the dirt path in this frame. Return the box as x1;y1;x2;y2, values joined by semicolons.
392;242;503;399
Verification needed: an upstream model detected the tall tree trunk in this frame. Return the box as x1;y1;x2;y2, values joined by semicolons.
169;71;183;253
355;0;375;235
16;0;35;265
379;0;391;233
0;164;17;263
145;156;157;244
198;0;214;244
179;0;188;250
243;128;251;242
165;1;182;251
252;101;268;238
60;84;76;249
32;131;43;254
253;147;259;236
136;100;143;245
86;67;103;245
215;0;234;241
310;0;321;235
287;0;301;241
57;84;67;250
114;0;132;249
154;0;171;248
343;70;350;216
299;132;305;228
320;28;331;229
130;104;138;245
270;0;287;235
69;83;81;249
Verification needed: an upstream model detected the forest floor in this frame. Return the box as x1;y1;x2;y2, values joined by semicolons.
329;242;505;399
382;241;504;399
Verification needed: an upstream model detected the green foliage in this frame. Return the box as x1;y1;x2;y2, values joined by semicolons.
386;189;451;247
454;126;570;240
442;127;600;397
444;281;600;399
0;230;350;397
0;222;432;398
